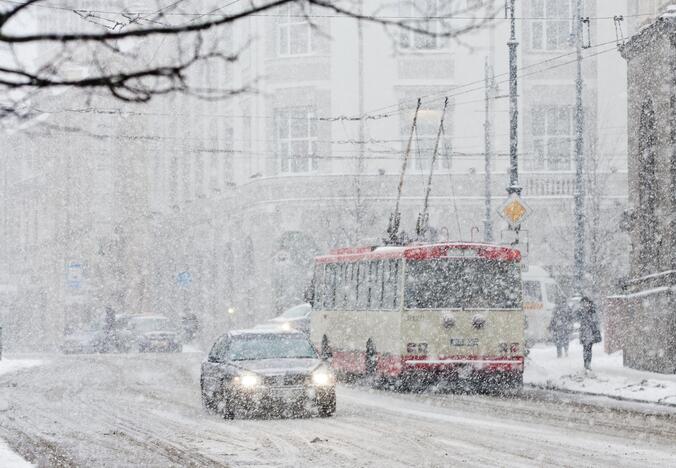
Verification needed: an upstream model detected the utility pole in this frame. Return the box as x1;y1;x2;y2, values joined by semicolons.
484;58;494;242
354;0;366;242
573;0;585;295
506;0;521;201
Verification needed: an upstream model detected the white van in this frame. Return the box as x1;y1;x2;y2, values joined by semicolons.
522;266;565;344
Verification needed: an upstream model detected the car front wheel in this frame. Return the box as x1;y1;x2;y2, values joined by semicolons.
316;388;336;417
201;379;217;415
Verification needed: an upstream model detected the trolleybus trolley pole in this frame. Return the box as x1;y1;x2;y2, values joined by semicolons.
416;97;449;241
386;98;421;245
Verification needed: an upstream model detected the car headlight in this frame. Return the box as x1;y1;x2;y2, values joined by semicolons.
281;322;292;331
311;369;334;386
234;373;261;388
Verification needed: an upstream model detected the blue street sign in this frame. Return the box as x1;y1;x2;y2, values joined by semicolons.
177;271;192;287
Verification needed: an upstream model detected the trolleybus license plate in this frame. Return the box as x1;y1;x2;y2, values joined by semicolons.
450;338;479;346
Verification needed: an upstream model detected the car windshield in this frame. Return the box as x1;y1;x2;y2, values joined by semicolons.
130;318;174;332
227;335;317;361
404;257;522;309
280;304;310;319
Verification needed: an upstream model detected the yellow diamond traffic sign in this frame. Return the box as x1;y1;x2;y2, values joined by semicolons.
498;194;531;228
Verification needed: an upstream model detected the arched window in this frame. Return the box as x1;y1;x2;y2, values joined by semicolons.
637;99;658;271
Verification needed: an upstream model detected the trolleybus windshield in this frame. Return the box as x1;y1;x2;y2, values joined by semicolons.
404;258;521;309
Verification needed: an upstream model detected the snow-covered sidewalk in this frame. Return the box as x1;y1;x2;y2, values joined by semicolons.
525;341;676;406
0;358;42;468
0;358;41;379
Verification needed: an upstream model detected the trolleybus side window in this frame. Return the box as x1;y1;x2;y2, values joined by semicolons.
335;263;347;310
356;262;369;310
323;263;338;310
367;261;382;309
382;259;400;310
348;262;359;308
312;264;324;309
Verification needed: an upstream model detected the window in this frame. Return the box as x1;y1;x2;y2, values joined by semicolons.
356;262;369;309
523;280;543;303
404;258;521;309
399;0;447;50
275;108;318;173
323;263;338;309
228;335;317;360
531;0;573;51
334;263;348;310
367;261;382;309
347;263;358;308
278;3;312;56
531;105;574;171
208;337;229;362
401;102;452;172
382;260;401;310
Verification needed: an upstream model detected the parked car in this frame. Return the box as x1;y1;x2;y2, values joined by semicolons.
200;329;336;418
106;314;135;352
265;303;311;334
126;315;182;353
61;324;107;354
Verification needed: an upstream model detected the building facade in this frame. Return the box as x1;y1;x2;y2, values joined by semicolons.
612;5;676;373
0;1;633;350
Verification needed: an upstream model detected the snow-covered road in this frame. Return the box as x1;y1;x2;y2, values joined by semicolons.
0;353;673;467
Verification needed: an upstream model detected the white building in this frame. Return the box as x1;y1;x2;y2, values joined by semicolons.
0;1;636;349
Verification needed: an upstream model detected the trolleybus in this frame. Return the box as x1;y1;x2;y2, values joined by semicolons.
309;242;524;388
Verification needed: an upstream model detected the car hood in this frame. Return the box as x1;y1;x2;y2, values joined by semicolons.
233;358;322;376
270;316;306;322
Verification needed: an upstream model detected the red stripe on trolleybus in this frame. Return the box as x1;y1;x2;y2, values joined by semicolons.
330;351;524;375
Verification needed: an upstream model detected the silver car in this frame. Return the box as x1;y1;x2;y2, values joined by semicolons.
200;329;336;418
265;304;311;334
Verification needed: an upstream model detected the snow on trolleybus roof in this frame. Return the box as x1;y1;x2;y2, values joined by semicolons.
315;242;521;264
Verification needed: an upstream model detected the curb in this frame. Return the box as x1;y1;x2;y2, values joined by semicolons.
525;382;676;409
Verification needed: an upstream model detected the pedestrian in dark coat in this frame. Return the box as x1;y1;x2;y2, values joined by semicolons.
548;298;572;358
578;296;602;370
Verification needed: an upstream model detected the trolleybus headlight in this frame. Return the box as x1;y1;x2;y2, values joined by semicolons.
235;373;261;388
442;314;456;329
472;314;486;329
311;369;334;386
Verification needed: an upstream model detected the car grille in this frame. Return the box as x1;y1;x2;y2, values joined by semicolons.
263;374;307;387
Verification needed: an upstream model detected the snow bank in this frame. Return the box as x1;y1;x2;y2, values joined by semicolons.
0;439;33;468
525;342;676;406
0;358;41;467
181;344;202;353
0;359;41;378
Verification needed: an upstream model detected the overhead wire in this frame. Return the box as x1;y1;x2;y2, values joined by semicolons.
0;1;654;21
25;37;622;126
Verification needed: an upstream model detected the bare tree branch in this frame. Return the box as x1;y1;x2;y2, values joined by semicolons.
0;0;42;28
0;0;498;109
